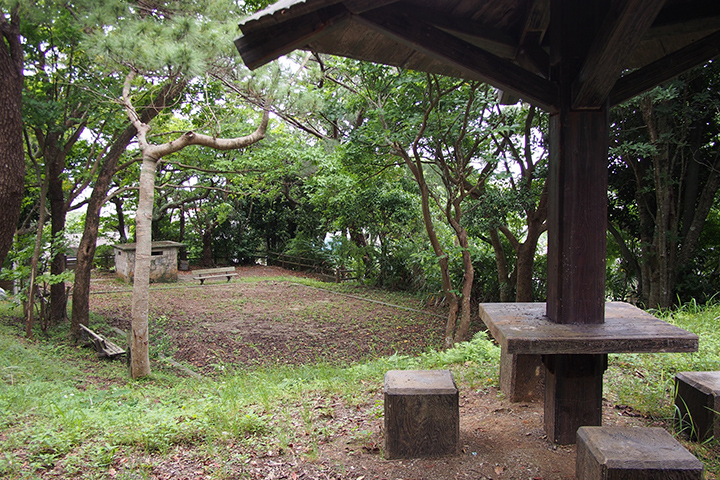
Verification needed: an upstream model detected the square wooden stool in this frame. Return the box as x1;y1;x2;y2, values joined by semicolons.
576;427;704;480
675;371;720;442
383;370;459;459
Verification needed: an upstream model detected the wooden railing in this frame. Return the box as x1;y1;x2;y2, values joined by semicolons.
267;252;355;283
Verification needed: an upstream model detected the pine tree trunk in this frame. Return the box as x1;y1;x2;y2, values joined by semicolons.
130;157;157;379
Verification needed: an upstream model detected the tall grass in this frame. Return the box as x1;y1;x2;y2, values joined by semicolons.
605;302;720;418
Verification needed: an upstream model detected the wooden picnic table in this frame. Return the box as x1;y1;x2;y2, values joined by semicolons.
479;302;698;444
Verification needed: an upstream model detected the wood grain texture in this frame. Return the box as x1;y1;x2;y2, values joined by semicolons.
546;108;608;325
479;302;699;355
384;370;459;459
576;427;704;479
674;371;720;442
544;354;605;444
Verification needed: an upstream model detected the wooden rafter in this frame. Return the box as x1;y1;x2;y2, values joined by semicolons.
518;0;550;49
356;4;558;111
235;3;351;69
407;5;517;59
571;0;666;109
610;29;720;106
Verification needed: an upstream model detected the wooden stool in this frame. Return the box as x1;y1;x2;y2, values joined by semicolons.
383;370;459;459
576;427;704;480
675;371;720;442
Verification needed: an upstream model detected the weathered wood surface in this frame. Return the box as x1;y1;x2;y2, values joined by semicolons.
192;267;238;284
384;370;459;459
675;371;720;442
80;324;126;358
546;107;608;325
576;427;704;480
499;351;543;402
544;354;606;444
479;302;699;355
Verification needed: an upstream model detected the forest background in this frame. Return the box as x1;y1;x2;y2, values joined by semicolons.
2;0;720;352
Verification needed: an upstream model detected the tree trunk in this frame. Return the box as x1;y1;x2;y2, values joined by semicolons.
130;157;157;379
490;229;513;302
400;151;459;348
449;214;474;344
0;9;25;271
70;126;137;339
27;164;50;339
201;227;214;267
111;196;128;243
47;141;68;325
178;207;187;261
70;79;186;339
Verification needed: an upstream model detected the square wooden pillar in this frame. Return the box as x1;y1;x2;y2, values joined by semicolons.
543;105;609;443
546;108;609;325
499;351;544;402
544;354;606;444
384;370;459;459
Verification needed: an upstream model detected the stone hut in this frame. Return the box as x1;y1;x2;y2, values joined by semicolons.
113;241;184;283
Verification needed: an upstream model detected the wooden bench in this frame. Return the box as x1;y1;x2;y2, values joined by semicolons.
576;427;704;479
384;370;459;459
80;324;126;359
192;267;238;285
675;371;720;442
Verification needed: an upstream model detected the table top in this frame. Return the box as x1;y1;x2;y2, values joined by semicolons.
479;302;698;355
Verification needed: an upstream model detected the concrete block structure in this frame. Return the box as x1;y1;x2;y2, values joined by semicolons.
113;241;184;283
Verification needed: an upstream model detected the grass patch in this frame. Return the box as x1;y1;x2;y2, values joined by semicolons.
2;291;719;478
0;300;500;479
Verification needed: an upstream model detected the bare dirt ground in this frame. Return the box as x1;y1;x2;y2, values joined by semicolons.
86;266;657;480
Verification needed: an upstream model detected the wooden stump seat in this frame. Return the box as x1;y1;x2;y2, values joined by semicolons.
576;427;704;480
675;371;720;442
383;370;459;459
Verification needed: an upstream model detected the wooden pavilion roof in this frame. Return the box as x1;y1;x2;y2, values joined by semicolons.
235;0;720;112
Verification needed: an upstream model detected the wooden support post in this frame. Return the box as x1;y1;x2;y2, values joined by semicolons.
499;351;544;402
541;0;611;442
544;354;606;444
546;108;608;325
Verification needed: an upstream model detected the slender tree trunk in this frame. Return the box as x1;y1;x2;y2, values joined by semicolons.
0;9;25;271
400;150;459;348
70;79;186;339
111;196;128;242
449;213;473;344
70;126;136;339
490;228;513;302
47;143;68;324
27;164;49;339
178;207;187;261
130;157;157;378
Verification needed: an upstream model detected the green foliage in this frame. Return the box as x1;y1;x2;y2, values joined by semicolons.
608;61;720;308
605;302;720;419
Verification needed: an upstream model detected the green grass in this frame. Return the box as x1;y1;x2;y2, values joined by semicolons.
0;300;499;479
1;296;719;478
